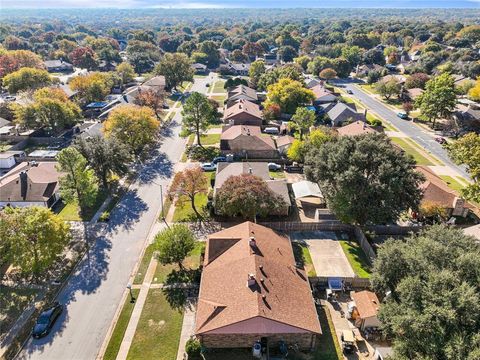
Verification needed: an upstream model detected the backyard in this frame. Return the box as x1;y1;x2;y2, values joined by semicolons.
339;240;372;278
292;241;317;277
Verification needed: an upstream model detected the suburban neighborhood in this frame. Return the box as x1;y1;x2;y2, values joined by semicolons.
1;5;480;360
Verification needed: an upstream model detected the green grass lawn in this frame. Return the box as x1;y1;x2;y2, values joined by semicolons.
134;245;155;285
439;175;465;192
0;287;39;337
211;80;226;93
269;170;286;179
292;241;317;277
209;95;227;106
390;137;434;166
199;133;221;145
126;289;184;360
339;240;371;278
57;190;108;221
103;289;140;360
311;305;343;360
172;193;209;222
382;121;397;131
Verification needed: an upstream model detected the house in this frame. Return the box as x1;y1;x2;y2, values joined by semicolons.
142;75;166;91
406;88;424;101
351;291;382;331
192;63;208;74
452;103;480;132
0;151;25;169
223;99;263;126
336;121;379;137
463;224;480;241
195;222;321;349
226;85;258;105
223;62;250;76
416;166;470;217
0;161;61;208
214;162;291;216
381;74;406;85
305;77;321;89
276;135;295;155
311;85;337;105
44;60;74;73
327;103;366;127
355;64;384;78
221;125;278;159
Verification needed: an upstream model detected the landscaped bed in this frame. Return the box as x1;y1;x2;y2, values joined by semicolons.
339;240;372;278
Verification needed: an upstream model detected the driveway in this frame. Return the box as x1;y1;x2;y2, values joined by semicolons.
291;231;354;278
16;76;210;360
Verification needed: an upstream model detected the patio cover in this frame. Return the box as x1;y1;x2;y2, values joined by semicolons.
292;181;323;200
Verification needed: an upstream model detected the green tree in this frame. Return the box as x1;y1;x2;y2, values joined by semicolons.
155;52;194;90
115;62;136;89
371;226;480;359
69;72;114;104
415;73;457;128
305;133;423;225
341;45;362;66
291;107;316;140
103;105;159;156
448;132;480;203
1;207;70;278
319;68;337;81
181;92;216;147
264;78;315;114
154;224;195;270
3;67;52;93
73;135;131;190
215;174;286;222
375;78;401;100
198;41;220;68
248;60;266;89
287;139;305;162
57;147;99;216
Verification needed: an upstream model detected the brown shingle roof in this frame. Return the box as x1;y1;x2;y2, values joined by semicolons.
223;99;262;121
196;222;321;335
227;85;258;102
416;166;459;208
352;291;380;319
0;162;60;203
221;125;276;151
336;121;378;137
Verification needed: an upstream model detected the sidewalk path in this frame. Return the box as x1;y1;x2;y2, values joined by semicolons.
176;303;197;360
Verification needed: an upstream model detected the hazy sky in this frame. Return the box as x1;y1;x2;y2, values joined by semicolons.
1;0;479;7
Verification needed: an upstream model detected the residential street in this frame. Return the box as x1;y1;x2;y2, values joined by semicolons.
338;80;470;180
16;76;211;360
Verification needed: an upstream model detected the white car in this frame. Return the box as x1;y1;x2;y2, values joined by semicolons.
201;162;216;171
264;127;280;135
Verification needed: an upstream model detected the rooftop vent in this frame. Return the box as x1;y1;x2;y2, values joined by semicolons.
249;237;256;248
247;274;256;287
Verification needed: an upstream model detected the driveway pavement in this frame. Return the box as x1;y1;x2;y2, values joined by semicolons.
291;231;354;278
16;76;211;360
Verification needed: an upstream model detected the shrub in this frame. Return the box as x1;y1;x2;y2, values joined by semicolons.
186;145;221;162
185;338;201;359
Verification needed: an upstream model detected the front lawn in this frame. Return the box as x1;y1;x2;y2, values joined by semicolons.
209;95;227;106
57;190;108;221
390;137;434;166
172;193;209;222
211;80;226;93
126;289;184;360
103;289;140;360
339;240;371;278
199;134;221;146
439;175;465;192
292;241;317;277
269;170;286;179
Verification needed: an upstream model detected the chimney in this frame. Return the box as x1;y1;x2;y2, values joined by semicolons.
247;274;256;287
19;171;28;200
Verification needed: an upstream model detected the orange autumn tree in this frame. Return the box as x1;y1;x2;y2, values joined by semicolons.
168;166;209;219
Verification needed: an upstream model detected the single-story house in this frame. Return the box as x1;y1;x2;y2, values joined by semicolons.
276;135;295;155
336;121;380;137
311;85;337;105
351;291;381;331
214;162;291;216
220;125;278;159
44;60;74;73
327;103;366;127
224;62;250;76
262;53;279;65
195;221;321;349
355;64;384;78
305;78;321;89
0;151;25;169
416;166;470;218
452;104;480;132
406;88;424;101
0;161;61;208
142;75;166;91
223;99;263;126
227;85;258;105
192;63;208;74
381;74;406;85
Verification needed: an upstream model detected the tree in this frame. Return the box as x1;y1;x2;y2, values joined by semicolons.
129;52;155;74
154;224;195;270
73;135;131;190
375;78;401;100
278;45;297;62
287;139;305;162
69;72;113;104
448;132;480;203
215;174;286;221
264;78;315;114
319;68;337;81
371;226;480;359
415;73;457;128
13;88;81;132
115;62;136;89
155;52;194;90
181;92;216;147
0;49;44;78
198;41;220;68
68;46;98;70
305;133;424;225
341;45;362;66
3;67;52;93
291;107;316;140
469;77;480;101
418;201;448;224
248;60;266;89
405;72;430;89
57;147;99;216
103;105;159;156
134;88;165;120
168;166;208;219
402;101;414;116
1;207;70;278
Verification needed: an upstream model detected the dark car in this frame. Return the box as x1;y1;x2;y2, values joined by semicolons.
212;156;226;164
32;302;63;339
435;137;447;145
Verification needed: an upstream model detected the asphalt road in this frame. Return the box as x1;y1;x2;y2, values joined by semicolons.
16;75;212;360
336;80;470;180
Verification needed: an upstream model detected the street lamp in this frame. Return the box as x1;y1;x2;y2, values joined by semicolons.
152;180;169;228
126;283;135;303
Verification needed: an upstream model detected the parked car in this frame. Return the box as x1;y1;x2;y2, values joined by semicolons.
435;137;447;145
32;302;63;339
341;330;356;354
264;127;280;135
201;162;216;171
285;162;303;173
346;89;353;94
4;95;16;101
268;162;282;171
212;156;227;164
396;112;409;120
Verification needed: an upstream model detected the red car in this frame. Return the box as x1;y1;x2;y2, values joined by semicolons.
435;137;447;145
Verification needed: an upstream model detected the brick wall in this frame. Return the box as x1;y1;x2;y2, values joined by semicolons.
199;332;316;350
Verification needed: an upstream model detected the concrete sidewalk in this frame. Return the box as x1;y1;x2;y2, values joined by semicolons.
176;302;197;360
